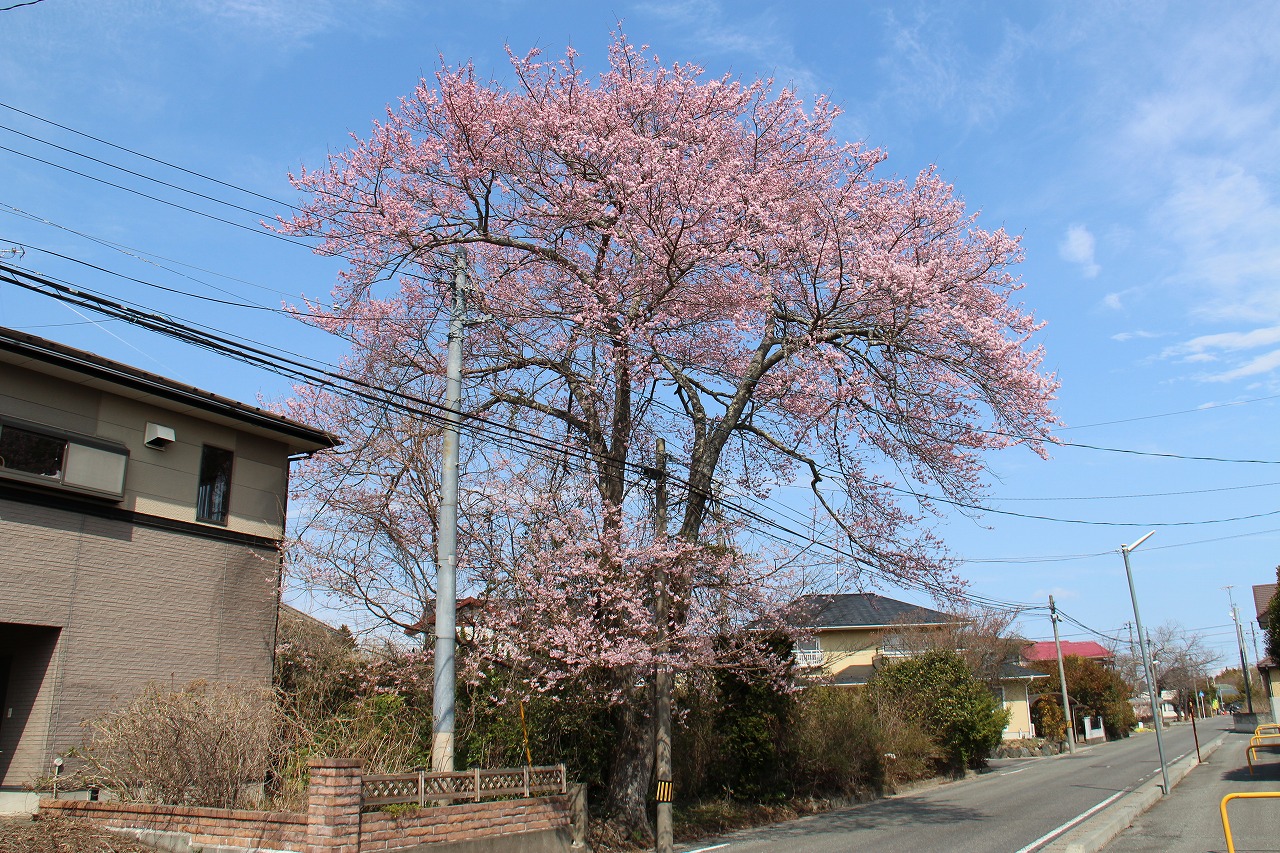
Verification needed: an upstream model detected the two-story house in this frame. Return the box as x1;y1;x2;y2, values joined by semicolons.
791;592;1045;740
0;327;335;801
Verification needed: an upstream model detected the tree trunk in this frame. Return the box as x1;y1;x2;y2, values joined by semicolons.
606;685;655;841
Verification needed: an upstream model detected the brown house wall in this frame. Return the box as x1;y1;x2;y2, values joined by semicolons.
0;497;281;787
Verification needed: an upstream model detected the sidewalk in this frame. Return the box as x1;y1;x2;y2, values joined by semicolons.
1103;730;1280;853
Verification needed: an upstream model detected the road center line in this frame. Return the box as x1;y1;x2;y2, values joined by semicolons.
1010;790;1127;853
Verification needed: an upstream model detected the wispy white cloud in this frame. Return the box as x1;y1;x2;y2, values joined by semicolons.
1113;9;1280;324
1102;293;1123;311
1203;350;1280;382
636;0;821;97
1059;224;1099;278
1174;326;1280;354
1111;330;1160;342
190;0;338;46
876;8;1033;127
1163;324;1280;382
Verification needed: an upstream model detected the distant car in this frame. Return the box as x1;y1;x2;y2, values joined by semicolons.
1224;702;1242;713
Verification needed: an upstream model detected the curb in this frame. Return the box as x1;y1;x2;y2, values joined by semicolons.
1042;729;1230;853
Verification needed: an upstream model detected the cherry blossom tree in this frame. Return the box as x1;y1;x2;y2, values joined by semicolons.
280;33;1057;831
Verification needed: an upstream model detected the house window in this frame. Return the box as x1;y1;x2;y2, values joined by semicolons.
795;637;823;668
990;685;1007;707
0;419;128;498
196;445;233;524
0;423;66;478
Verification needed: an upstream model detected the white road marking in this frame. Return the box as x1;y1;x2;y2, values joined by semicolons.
1003;767;1029;776
1010;790;1127;853
683;845;730;852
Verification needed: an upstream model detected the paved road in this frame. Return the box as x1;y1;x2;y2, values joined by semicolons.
678;718;1232;853
1104;729;1280;853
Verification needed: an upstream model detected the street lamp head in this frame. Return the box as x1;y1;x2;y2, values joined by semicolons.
1122;530;1157;553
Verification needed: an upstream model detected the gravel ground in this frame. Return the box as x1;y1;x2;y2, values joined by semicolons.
0;814;156;853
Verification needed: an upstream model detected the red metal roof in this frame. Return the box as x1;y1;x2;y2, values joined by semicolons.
1022;640;1113;661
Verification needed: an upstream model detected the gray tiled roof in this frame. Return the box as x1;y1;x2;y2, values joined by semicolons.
999;661;1049;680
831;664;877;686
790;593;953;629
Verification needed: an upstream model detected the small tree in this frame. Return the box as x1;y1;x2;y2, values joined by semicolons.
1216;667;1267;710
868;649;1008;772
883;607;1024;686
1030;695;1066;742
1029;656;1135;739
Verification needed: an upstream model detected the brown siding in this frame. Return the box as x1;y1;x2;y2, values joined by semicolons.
0;497;281;787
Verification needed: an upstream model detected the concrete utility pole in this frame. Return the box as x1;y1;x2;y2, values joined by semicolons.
1146;632;1166;729
432;248;469;772
1225;586;1254;715
1049;596;1075;753
651;438;674;853
1120;531;1170;795
1126;621;1138;687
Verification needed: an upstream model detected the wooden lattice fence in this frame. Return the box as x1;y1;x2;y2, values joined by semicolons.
362;764;567;809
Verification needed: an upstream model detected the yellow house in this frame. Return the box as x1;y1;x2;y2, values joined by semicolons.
792;593;1046;740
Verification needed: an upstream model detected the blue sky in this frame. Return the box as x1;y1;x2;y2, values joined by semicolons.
3;0;1279;667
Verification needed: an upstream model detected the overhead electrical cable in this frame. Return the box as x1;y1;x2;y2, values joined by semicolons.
0;144;313;247
0;100;297;210
1;260;1044;614
0;121;277;219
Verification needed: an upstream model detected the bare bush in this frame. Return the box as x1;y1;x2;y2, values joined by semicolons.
74;680;279;809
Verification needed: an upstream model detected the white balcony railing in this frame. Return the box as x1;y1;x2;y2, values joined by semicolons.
794;649;824;668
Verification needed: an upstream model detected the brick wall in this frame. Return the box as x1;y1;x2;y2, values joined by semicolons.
359;797;571;851
40;759;575;853
39;799;309;851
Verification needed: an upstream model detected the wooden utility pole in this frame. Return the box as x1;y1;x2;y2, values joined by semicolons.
652;438;673;853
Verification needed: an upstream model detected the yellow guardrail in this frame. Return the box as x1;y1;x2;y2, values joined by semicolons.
1221;791;1280;853
1245;733;1280;775
1256;723;1280;737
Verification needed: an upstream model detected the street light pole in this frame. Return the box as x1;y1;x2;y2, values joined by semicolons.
1121;531;1170;795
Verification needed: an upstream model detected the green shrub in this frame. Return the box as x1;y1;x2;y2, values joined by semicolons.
709;633;794;802
869;650;1009;772
785;687;882;797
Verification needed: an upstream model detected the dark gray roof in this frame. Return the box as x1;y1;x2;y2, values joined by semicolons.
999;662;1049;680
790;593;953;629
832;665;877;686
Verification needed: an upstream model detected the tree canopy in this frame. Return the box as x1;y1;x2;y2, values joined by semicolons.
280;32;1058;830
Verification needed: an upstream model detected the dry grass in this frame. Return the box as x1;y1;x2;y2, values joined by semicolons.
0;813;157;853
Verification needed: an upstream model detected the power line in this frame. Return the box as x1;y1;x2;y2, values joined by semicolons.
2;259;1045;614
7;106;1280;471
0;100;296;210
0;121;277;219
0;144;311;247
9;242;1280;538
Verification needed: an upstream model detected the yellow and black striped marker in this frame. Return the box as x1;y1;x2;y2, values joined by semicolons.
655;779;673;803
